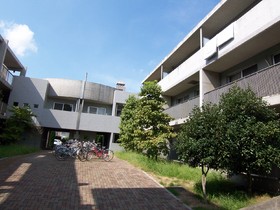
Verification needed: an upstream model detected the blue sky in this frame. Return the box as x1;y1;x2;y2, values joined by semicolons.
1;0;219;93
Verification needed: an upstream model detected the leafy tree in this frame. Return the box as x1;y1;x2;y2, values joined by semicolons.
119;81;175;159
176;85;280;196
0;106;36;145
219;86;280;193
119;95;139;151
175;103;224;199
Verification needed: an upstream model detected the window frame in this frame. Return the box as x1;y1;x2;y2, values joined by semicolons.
53;102;73;112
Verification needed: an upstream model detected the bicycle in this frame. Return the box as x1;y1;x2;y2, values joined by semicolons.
55;140;87;161
86;142;114;162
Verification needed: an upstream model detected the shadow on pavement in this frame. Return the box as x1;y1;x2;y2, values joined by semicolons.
0;151;190;210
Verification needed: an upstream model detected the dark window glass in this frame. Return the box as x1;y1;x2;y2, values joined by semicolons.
54;103;63;110
63;104;72;111
274;53;280;64
13;102;19;106
243;64;258;77
228;72;241;83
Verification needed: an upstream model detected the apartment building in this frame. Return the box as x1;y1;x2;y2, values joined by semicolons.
143;0;280;192
1;35;132;150
0;35;26;119
143;0;280;128
7;76;131;150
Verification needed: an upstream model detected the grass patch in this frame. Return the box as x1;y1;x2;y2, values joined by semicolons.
116;151;272;210
0;144;40;158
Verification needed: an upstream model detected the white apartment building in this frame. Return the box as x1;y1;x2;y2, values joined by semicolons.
8;77;132;150
143;0;280;128
143;0;280;192
0;35;26;119
1;35;132;150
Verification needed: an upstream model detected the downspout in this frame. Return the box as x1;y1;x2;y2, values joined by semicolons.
75;73;87;138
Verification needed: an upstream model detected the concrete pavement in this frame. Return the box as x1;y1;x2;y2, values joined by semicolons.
0;150;190;210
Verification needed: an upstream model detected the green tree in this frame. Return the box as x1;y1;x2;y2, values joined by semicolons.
175;103;224;199
136;81;175;159
176;86;280;196
119;81;175;159
0;106;36;145
219;86;280;193
119;95;139;151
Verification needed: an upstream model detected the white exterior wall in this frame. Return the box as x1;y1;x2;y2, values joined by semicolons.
217;0;280;59
158;0;280;95
79;113;120;133
8;76;128;136
158;50;204;92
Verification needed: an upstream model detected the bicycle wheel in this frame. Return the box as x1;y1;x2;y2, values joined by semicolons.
103;149;114;162
86;151;95;161
77;149;87;162
55;148;68;161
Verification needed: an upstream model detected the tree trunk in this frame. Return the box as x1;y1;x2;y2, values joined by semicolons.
201;164;209;202
202;173;207;200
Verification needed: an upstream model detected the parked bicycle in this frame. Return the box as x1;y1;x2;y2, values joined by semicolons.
55;139;87;161
85;142;114;162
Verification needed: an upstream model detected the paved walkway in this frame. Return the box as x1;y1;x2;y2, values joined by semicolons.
0;151;190;210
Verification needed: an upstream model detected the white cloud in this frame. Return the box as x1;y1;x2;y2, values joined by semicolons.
0;21;38;57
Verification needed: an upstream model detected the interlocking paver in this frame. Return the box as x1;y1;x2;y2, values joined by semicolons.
0;151;190;210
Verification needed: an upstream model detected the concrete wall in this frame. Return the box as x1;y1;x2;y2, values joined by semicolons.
157;0;280;95
8;77;49;118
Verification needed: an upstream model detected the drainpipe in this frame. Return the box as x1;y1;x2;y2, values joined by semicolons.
75;72;87;139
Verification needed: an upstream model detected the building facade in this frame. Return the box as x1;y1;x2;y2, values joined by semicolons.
1;35;132;150
7;76;132;150
143;0;280;192
143;0;280;129
0;35;26;120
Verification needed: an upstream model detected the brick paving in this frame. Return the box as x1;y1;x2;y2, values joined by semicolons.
0;151;190;210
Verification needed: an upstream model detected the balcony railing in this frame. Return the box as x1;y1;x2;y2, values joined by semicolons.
1;65;13;85
164;96;199;119
204;63;280;104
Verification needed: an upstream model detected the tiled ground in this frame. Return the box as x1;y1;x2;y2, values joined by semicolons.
0;151;190;210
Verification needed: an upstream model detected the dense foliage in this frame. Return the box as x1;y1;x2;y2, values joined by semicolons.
219;86;280;192
119;81;175;159
0;106;36;145
176;86;280;195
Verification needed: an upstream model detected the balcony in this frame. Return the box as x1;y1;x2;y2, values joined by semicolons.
164;96;199;120
204;63;280;104
0;65;13;86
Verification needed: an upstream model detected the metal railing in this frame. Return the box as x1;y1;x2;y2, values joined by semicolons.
0;65;14;85
204;63;280;104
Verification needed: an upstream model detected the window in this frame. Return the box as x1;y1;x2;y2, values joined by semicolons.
53;102;73;112
177;98;182;104
88;106;97;114
113;133;120;143
34;104;39;108
23;103;29;107
116;103;124;116
63;104;72;111
227;72;241;83
13;102;19;107
242;64;258;77
183;95;189;102
88;106;107;115
273;53;280;64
